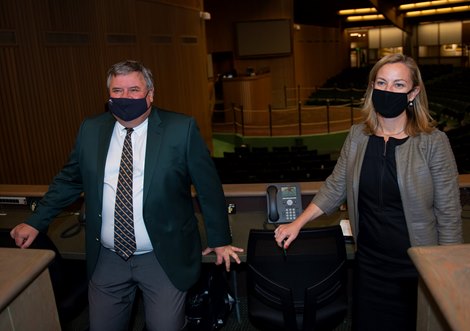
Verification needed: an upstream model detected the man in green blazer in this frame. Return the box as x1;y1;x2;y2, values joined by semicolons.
10;60;242;331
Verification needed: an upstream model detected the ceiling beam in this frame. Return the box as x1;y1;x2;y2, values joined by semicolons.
368;0;412;34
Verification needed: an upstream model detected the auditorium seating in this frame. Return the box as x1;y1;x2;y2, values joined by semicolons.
446;126;470;174
213;66;469;184
304;65;470;177
213;145;336;184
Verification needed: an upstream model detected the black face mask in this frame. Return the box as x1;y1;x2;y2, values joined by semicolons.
372;89;412;118
108;94;150;121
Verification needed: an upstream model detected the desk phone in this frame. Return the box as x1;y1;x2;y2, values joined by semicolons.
266;183;302;223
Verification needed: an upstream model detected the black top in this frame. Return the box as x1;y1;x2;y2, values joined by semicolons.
357;135;416;278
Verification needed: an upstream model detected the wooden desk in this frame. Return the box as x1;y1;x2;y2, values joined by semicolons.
0;207;85;260
222;73;272;121
1;175;469;199
0;207;349;262
0;248;60;330
0;207;350;325
409;244;470;331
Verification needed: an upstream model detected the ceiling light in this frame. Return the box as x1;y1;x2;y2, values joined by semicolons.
338;8;377;16
400;0;469;11
405;5;470;16
346;14;385;22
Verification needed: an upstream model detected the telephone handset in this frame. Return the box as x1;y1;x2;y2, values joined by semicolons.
266;183;302;223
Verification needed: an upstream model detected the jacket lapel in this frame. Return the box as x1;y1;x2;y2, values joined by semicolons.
96;115;116;204
143;108;163;204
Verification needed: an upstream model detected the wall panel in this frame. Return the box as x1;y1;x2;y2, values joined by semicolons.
439;21;461;44
0;0;208;184
293;25;349;102
418;24;439;45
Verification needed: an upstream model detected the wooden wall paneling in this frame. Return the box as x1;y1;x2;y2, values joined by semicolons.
175;7;200;119
137;1;180;111
0;0;106;184
157;0;202;9
99;0;139;69
3;0;50;184
293;25;349;100
137;1;213;149
0;0;213;184
101;0;138;34
176;9;213;146
0;49;31;184
0;5;22;183
204;0;294;54
0;1;17;27
1;0;354;185
25;0;103;184
232;56;295;109
27;0;68;183
463;22;470;44
205;0;296;110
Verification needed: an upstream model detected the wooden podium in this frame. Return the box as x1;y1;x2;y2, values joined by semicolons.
222;73;272;123
409;244;470;331
0;248;60;330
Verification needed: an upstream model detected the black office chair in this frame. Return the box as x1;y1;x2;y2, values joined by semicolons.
246;226;348;331
0;228;88;327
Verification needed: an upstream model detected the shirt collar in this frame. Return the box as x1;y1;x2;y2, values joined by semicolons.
116;118;148;137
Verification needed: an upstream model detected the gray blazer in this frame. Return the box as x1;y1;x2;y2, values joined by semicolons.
313;123;462;246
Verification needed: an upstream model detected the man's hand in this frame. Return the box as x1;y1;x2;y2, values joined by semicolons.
202;245;244;272
10;223;39;248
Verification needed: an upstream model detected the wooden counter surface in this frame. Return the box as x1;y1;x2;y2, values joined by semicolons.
0;248;55;311
1;174;468;199
409;244;470;331
0;248;60;330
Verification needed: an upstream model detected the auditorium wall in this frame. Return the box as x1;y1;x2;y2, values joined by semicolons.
0;0;350;185
0;0;211;184
204;0;350;108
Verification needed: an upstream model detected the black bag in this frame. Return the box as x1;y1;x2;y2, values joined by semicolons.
186;265;235;331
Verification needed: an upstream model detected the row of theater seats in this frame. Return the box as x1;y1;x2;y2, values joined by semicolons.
211;124;469;184
212;145;337;184
446;126;470;174
303;66;470;176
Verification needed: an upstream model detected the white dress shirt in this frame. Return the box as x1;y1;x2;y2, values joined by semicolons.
101;120;153;254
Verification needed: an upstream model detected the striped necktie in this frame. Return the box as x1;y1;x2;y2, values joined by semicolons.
114;127;136;260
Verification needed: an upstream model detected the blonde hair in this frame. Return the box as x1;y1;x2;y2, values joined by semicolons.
362;53;435;136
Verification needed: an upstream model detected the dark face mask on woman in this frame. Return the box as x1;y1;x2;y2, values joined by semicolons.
108;92;150;122
372;88;413;118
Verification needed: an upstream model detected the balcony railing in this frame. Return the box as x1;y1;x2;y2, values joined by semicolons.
212;94;364;136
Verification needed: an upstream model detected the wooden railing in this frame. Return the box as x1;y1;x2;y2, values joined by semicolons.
212;100;363;136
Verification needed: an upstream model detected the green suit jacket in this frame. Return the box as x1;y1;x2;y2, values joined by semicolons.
27;107;232;291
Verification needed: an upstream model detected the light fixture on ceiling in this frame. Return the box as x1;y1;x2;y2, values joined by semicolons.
346;14;385;22
400;0;469;11
338;8;377;16
405;5;470;17
339;0;470;22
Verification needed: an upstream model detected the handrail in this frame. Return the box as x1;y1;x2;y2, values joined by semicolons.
213;100;362;136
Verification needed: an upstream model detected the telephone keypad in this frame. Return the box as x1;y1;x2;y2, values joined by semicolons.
284;207;298;221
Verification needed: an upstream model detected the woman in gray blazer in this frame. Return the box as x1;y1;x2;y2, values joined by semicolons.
274;53;462;331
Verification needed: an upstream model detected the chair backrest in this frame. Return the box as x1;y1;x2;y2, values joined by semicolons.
246;225;348;331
